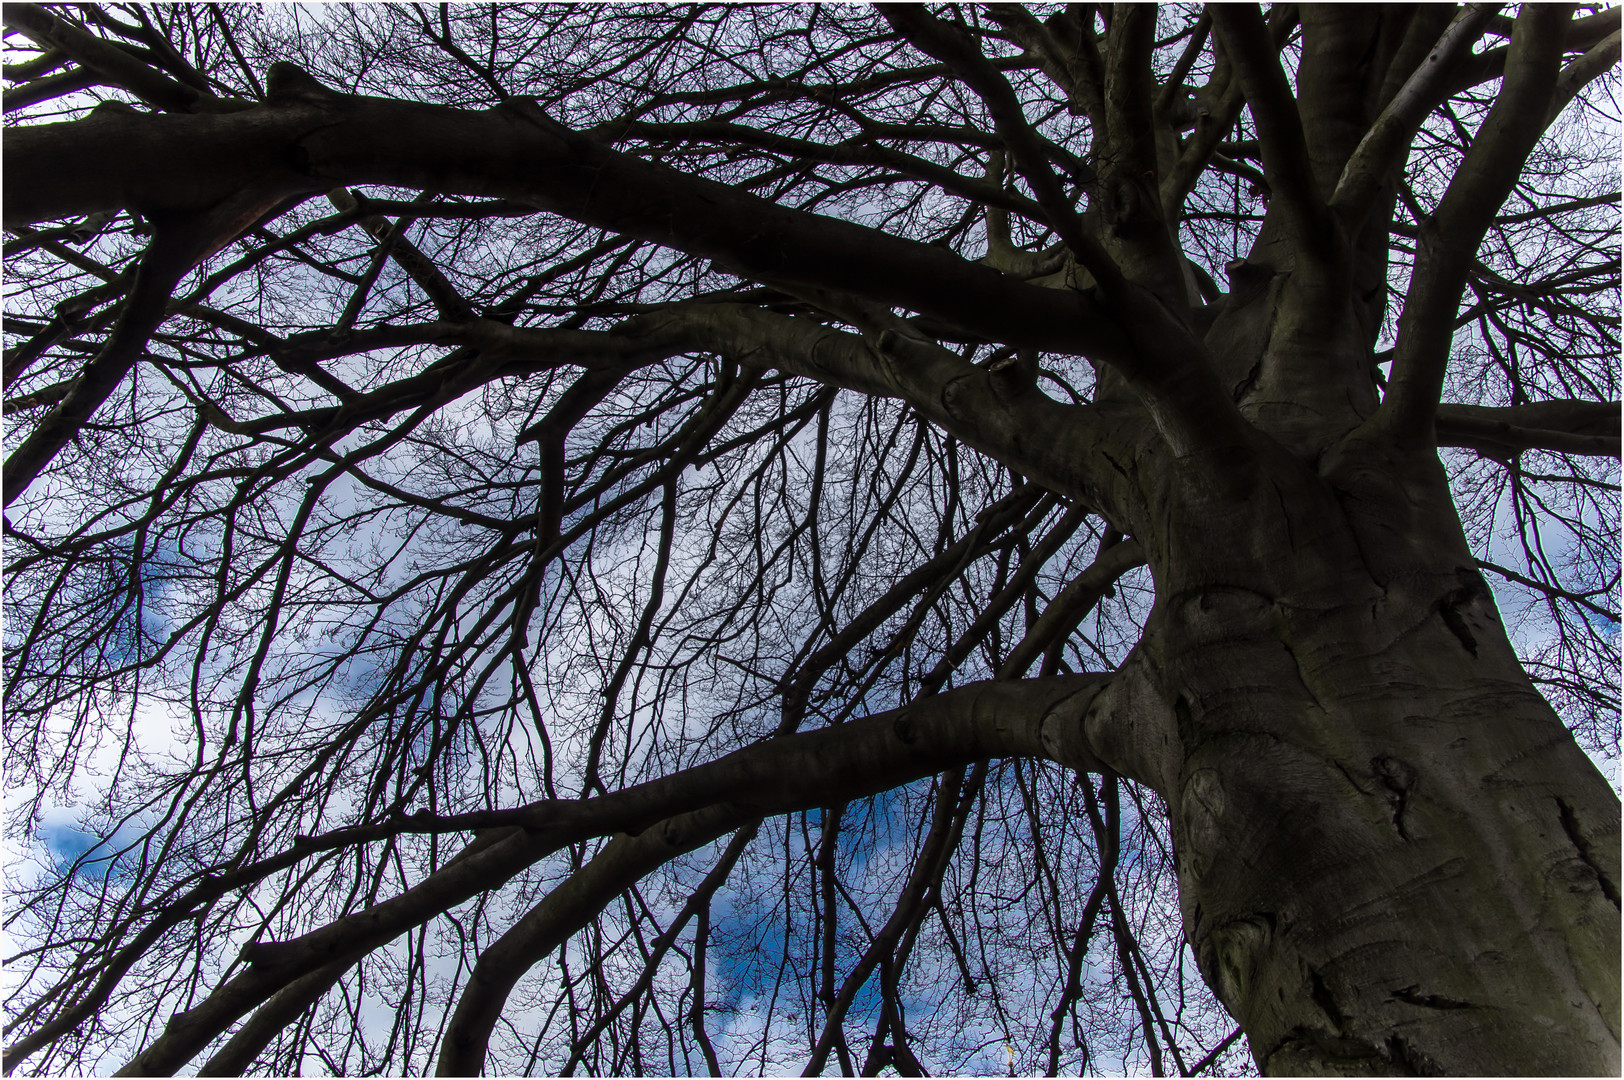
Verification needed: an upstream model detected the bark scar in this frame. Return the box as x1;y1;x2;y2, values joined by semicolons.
1372;755;1417;840
1309;967;1348;1030
1232;355;1263;402
1556;797;1621;909
892;712;917;745
938;370;977;421
1435;566;1492;658
1390;984;1473;1010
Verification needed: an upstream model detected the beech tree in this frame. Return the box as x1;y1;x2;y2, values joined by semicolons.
3;3;1620;1075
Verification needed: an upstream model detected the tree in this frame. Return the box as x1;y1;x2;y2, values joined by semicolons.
2;2;1619;1074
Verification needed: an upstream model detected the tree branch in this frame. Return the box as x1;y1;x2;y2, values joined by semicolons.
999;535;1146;678
1477;558;1620;622
1209;4;1334;258
4;61;1266;471
1444;7;1621;96
1161;6;1296;223
1095;3;1192;299
194;958;351;1076
3;66;1134;363
984;4;1106;126
1332;5;1502;230
434;803;758;1076
662;302;1126;509
880;5;1119;288
3;64;94;111
1;2;241;114
601;117;1047;221
430;487;1099;1074
556;822;760;1076
1;189;290;503
325;187;475;322
1546;26;1623;125
803;765;976;1076
1436;401;1622;459
1377;5;1573;447
109;674;1113;1075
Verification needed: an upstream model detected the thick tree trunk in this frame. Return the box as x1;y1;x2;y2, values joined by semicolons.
1118;439;1622;1074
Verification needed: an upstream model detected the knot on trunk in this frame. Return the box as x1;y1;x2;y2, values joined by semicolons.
1202;913;1271;1014
1181;767;1227;880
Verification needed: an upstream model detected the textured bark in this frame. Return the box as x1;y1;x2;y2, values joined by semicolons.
1129;444;1621;1074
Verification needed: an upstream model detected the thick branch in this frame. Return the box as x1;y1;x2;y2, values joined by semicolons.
1436;401;1622;459
4;63;1271;468
1103;5;1161;182
1;3;209;112
1546;27;1623;125
659;303;1127;507
255;302;1128;516
1094;3;1192;299
1377;5;1572;446
984;4;1106;125
763;278;1249;500
325;188;474;321
1332;5;1502;229
435;804;756;1075
2;189;290;503
803;765;975;1076
881;5;1116;287
1161;6;1296;221
3;64;94;111
1209;4;1334;257
3;67;1133;363
1000;535;1146;678
110;674;1112;1075
195;959;351;1076
1445;7;1621;96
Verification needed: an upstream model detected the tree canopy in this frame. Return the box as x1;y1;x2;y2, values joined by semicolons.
2;3;1619;1076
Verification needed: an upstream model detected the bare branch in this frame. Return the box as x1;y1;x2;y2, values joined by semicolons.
108;675;1111;1075
1377;4;1573;447
435;804;757;1076
880;5;1118;287
1332;5;1503;229
3;72;1135;363
1209;4;1334;257
1437;400;1622;459
2;194;290;502
1445;7;1621;95
1;2;225;113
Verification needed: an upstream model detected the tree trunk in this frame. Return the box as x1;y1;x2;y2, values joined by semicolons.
1113;435;1622;1074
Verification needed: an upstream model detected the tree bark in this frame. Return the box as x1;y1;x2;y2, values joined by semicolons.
1108;435;1622;1075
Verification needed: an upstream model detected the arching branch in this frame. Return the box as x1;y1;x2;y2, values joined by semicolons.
1377;4;1574;447
434;803;757;1076
105;674;1116;1075
3;71;1133;363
